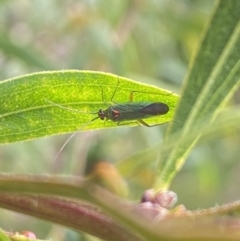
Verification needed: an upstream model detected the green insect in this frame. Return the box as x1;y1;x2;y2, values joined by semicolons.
92;91;169;127
48;80;169;127
47;80;169;158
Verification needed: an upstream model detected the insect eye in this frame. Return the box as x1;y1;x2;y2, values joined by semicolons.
98;109;105;120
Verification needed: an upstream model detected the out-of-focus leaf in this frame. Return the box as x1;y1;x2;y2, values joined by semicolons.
154;0;240;190
0;33;55;70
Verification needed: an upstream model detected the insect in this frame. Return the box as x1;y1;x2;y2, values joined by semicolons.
85;78;169;127
47;79;169;158
47;81;169;127
93;93;169;127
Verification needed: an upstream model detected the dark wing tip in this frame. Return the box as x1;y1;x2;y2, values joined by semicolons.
163;103;169;114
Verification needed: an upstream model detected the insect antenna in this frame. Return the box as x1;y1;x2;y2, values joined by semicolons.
45;99;97;115
53;116;100;162
45;99;101;161
110;77;120;102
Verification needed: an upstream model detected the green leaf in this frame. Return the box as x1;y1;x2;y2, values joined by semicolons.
0;70;179;143
0;231;11;241
154;0;240;190
118;107;240;180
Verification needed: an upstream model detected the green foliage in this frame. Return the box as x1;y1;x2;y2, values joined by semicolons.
154;0;240;190
0;1;240;241
0;231;11;241
0;71;178;143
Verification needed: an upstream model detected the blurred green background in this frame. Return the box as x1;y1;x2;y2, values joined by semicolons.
1;0;240;240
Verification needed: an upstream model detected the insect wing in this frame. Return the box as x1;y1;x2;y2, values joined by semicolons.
111;102;168;122
139;102;169;115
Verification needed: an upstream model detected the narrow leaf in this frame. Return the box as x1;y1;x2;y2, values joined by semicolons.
154;0;240;190
0;70;179;143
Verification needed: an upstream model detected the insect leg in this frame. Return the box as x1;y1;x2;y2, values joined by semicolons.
116;119;164;127
137;119;167;127
100;77;120;105
117;121;140;126
129;90;145;102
